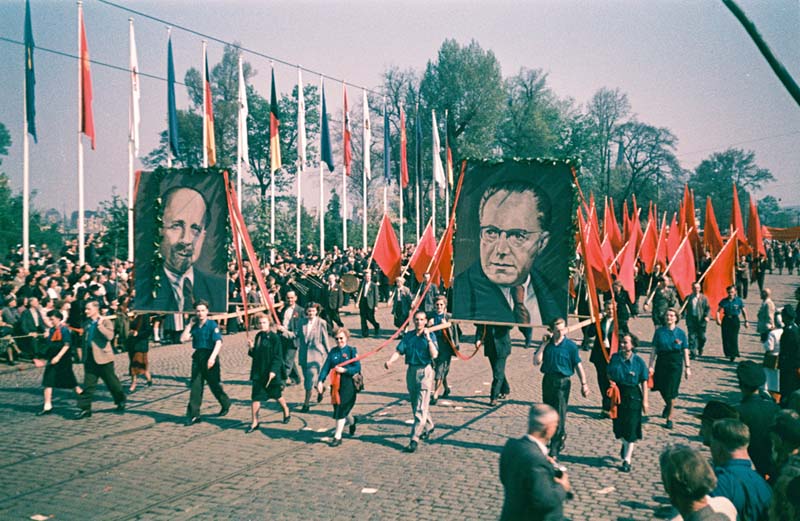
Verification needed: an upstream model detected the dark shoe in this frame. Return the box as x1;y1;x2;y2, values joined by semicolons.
317;391;324;403
127;387;137;395
404;440;418;453
330;438;342;447
489;399;498;407
421;427;435;440
116;401;126;412
36;408;53;416
621;461;631;472
349;417;358;436
146;379;153;387
661;406;669;419
245;423;260;434
443;387;451;398
282;413;291;424
665;420;673;429
7;360;16;366
185;416;201;426
219;405;230;417
374;324;381;335
300;405;310;413
430;396;438;405
73;409;92;420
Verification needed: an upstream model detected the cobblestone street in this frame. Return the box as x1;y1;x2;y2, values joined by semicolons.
1;274;797;520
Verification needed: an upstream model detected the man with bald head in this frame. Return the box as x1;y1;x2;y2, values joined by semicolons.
499;404;572;520
136;186;227;312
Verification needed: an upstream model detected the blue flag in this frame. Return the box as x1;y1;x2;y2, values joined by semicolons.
320;82;334;172
24;0;36;142
167;35;180;157
383;103;391;184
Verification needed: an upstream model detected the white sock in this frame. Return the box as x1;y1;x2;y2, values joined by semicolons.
624;442;635;463
334;418;346;439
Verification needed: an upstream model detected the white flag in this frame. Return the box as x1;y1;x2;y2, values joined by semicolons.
363;89;371;179
432;110;445;188
128;19;140;156
238;56;249;167
297;67;307;169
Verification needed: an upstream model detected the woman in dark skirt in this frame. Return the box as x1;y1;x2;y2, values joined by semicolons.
317;328;361;447
246;313;290;434
38;310;82;415
648;308;691;429
127;314;154;393
607;333;649;472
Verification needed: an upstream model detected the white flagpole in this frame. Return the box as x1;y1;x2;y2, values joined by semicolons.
342;83;348;252
296;67;305;256
77;1;85;266
415;103;420;243
237;55;247;212
166;27;173;169
202;41;208;168
23;67;30;271
431;111;437;235
444;109;450;223
319;75;325;256
127;18;139;263
362;88;369;251
399;172;404;252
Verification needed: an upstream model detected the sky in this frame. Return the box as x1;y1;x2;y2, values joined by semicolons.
0;0;798;217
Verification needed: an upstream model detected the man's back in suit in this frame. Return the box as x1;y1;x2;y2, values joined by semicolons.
499;436;566;521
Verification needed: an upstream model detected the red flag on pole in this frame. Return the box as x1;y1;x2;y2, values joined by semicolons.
435;223;454;288
408;222;436;282
269;66;281;173
666;213;681;259
666;237;696;299
372;214;402;282
584;211;613;293
343;85;353;176
204;52;217;166
605;198;623;253
685;189;701;256
702;236;737;310
747;195;766;257
730;184;751;255
617;240;636;304
704;196;724;257
399;107;409;189
640;218;658;274
79;8;95;149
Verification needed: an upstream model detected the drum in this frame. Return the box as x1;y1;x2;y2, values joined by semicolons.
341;273;360;294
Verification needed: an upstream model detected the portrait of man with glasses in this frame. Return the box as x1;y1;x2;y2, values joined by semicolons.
453;162;573;328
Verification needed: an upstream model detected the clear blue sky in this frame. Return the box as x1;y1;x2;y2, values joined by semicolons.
0;0;798;215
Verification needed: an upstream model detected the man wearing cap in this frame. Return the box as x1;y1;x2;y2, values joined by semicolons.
736;360;780;478
698;400;740;447
780;306;800;406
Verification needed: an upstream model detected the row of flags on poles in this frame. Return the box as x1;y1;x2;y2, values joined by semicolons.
22;0;456;191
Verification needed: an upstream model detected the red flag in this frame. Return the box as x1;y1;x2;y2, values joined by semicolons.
343;85;353;176
622;199;630;242
372;214;402;282
204;53;216;166
666;237;696;299
630;194;643;252
730;185;751;255
583;211;613;293
617;240;636;304
435;224;454;288
702;237;737;310
640;218;658;274
79;8;95;149
408;222;436;283
399;108;409;189
678;184;690;233
604;198;623;253
686;189;701;257
703;196;724;257
269;67;281;173
666;213;681;259
747;195;766;257
655;214;668;272
577;210;607;355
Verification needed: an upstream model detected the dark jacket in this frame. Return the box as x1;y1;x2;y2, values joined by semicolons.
499;436;566;521
358;281;379;310
135;267;228;313
479;324;512;360
249;330;284;384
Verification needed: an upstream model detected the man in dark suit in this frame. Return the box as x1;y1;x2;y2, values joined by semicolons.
322;274;344;330
684;282;711;358
75;300;126;418
135;186;227;313
18;296;46;358
358;270;380;337
499;404;572;521
453;181;564;327
478;324;512;406
590;300;614;417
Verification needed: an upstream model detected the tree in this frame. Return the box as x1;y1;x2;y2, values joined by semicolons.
757;195;795;228
586;87;631;196
497;68;569;158
690;148;774;224
95;193;128;261
0;123;10;160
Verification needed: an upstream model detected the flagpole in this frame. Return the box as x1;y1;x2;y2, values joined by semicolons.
236;55;245;253
319;76;325;256
127;18;135;262
77;1;85;266
362;88;368;251
23;70;30;271
415;103;420;243
431;111;436;235
444;109;450;223
202;41;208;168
166;27;173;169
342;83;348;252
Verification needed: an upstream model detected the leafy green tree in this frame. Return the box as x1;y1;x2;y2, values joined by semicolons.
757;195;795;228
95;194;128;261
690;148;774;225
585;87;631;196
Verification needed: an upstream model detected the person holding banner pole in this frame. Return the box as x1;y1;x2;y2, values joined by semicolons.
317;328;361;447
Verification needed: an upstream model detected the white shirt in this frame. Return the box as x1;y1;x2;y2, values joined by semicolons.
500;275;542;326
525;434;549;457
164;267;195;312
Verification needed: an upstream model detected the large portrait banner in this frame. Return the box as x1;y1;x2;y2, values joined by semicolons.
452;159;576;328
133;168;230;314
